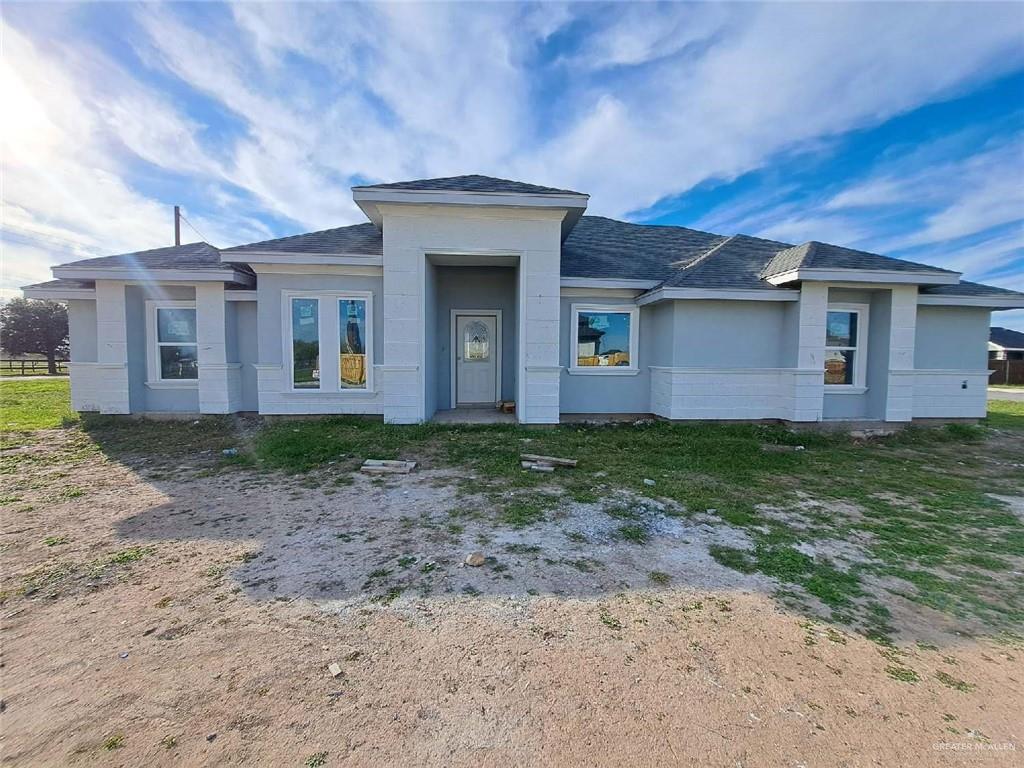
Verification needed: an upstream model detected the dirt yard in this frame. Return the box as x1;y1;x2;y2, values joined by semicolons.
2;425;1022;766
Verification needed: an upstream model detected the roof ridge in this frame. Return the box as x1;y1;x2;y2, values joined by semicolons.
670;235;734;270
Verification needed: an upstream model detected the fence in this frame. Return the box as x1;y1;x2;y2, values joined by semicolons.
989;359;1024;386
1;359;69;376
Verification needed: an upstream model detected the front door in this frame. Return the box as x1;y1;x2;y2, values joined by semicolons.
455;314;498;406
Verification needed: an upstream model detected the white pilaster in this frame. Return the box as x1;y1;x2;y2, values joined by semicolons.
518;250;561;424
382;247;423;424
196;283;241;414
94;280;130;414
792;282;828;421
885;286;917;422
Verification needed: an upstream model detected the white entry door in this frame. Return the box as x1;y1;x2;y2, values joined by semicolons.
455;314;498;405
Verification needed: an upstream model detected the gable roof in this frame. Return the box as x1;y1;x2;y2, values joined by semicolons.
761;241;959;279
562;216;724;281
222;222;382;256
990;326;1024;348
352;174;585;197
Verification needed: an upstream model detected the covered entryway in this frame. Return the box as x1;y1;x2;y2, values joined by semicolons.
453;311;501;406
424;261;518;420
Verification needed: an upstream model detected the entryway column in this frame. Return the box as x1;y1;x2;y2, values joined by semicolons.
792;282;828;422
196;283;241;414
885;286;917;422
518;250;561;424
94;280;131;414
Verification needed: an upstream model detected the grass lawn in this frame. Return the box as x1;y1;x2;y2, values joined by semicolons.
0;377;76;431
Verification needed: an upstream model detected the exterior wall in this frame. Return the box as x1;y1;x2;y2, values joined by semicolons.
379;204;563;424
821;288;892;421
254;271;384;415
66;299;102;412
232;301;260;411
434;265;517;411
649;299;798;420
94;280;131;414
125;284;199;413
912;306;991;418
560;295;649;414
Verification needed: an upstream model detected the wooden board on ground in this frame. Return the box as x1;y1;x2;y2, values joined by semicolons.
361;459;417;475
520;453;577;468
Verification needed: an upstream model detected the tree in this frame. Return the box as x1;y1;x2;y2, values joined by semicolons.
0;299;69;374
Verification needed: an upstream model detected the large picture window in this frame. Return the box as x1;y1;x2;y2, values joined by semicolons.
147;301;198;385
339;298;368;389
284;291;373;393
825;304;868;389
291;298;320;389
570;304;639;374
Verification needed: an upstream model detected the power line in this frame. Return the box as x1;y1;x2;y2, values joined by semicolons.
178;212;213;246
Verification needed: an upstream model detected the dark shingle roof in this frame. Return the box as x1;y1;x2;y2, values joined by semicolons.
661;234;795;291
562;216;724;281
919;281;1024;298
990;326;1024;348
352;174;586;197
222;222;383;256
58;242;240;272
22;278;94;290
761;241;958;279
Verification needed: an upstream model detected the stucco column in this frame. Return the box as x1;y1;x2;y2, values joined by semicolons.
196;282;241;414
382;244;424;424
94;280;131;414
885;285;917;422
791;282;828;422
518;250;561;424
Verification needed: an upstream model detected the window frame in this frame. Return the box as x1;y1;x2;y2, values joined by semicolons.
282;290;374;394
568;303;640;375
824;302;869;392
145;300;199;388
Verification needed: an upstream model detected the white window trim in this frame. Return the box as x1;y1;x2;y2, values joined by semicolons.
825;302;869;392
282;290;374;394
569;303;640;374
145;300;198;388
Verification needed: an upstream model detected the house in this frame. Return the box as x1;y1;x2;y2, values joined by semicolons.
989;327;1024;361
23;175;1024;424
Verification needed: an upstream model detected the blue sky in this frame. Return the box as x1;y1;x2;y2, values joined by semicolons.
2;2;1022;329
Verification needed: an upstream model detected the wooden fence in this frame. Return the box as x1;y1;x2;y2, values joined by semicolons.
1;359;69;376
989;359;1024;386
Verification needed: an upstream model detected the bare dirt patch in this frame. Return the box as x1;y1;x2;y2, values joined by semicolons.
1;430;1022;766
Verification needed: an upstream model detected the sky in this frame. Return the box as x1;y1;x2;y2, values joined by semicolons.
2;1;1023;329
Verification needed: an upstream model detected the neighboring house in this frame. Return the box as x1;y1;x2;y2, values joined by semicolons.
989;327;1024;361
23;175;1024;424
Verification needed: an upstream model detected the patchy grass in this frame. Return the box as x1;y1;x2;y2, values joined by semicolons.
935;670;975;693
985;399;1024;430
0;378;76;432
885;665;920;683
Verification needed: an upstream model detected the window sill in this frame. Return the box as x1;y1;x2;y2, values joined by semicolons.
566;367;641;376
146;380;199;389
824;386;868;395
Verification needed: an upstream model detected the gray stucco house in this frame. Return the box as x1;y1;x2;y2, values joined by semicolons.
24;175;1024;424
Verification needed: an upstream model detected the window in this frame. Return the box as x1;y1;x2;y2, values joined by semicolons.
291;298;320;389
463;320;490;361
147;301;197;385
338;298;368;389
285;291;373;393
825;304;868;389
570;304;639;374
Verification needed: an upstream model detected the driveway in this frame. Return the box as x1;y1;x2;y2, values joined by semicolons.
989;386;1024;401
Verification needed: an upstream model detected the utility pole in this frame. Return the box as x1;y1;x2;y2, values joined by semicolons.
174;205;181;246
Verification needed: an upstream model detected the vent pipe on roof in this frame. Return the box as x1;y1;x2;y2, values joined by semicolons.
174;205;181;246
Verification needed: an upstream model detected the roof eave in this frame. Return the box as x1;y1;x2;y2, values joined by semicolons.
919;294;1024;309
764;267;961;286
51;265;255;286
